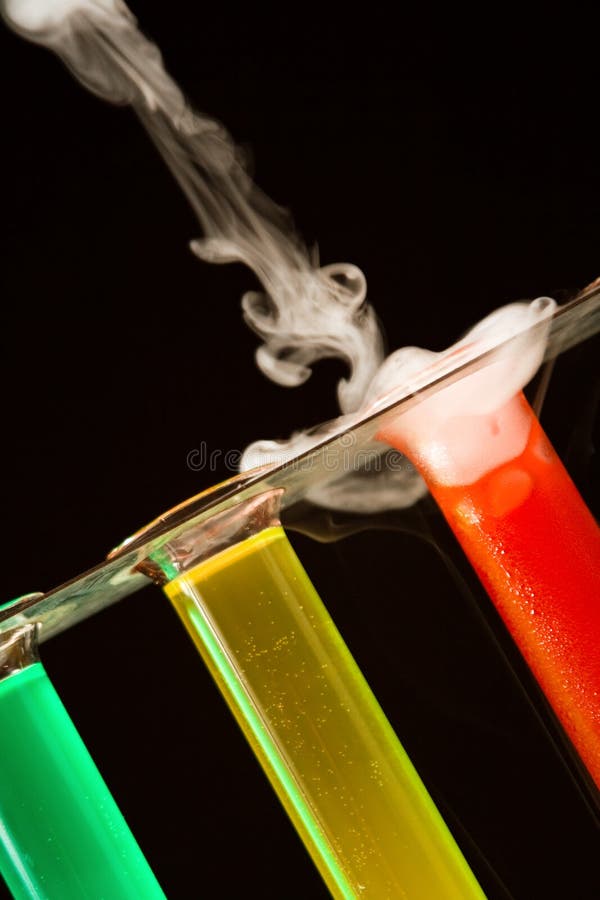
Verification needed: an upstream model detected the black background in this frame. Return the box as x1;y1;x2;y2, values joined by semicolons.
1;5;599;899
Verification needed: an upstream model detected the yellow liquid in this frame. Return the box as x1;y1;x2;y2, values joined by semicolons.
165;526;485;899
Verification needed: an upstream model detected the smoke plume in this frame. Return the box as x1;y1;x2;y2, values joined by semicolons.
3;0;562;511
2;0;384;417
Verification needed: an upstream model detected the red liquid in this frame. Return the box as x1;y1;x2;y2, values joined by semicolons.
380;394;600;789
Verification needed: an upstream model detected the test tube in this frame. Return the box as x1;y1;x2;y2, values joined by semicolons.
378;388;600;791
0;622;166;900
139;489;485;899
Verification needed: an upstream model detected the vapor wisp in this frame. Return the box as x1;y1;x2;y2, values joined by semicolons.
2;0;383;419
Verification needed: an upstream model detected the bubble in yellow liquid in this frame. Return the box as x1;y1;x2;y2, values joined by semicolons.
164;526;485;900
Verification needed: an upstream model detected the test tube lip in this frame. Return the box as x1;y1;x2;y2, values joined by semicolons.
0;622;40;680
109;466;275;560
136;485;284;583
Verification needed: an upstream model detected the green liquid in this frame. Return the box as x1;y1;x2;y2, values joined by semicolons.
166;526;485;899
0;662;165;900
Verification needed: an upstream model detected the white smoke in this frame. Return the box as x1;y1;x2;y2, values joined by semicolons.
3;1;560;511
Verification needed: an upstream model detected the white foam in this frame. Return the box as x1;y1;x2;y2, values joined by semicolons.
368;298;556;485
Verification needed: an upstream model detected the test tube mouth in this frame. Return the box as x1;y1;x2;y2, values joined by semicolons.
108;465;275;560
0;623;40;681
365;296;556;418
131;486;284;586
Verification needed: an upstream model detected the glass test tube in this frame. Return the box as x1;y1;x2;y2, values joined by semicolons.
0;622;166;900
143;490;485;900
379;391;600;790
